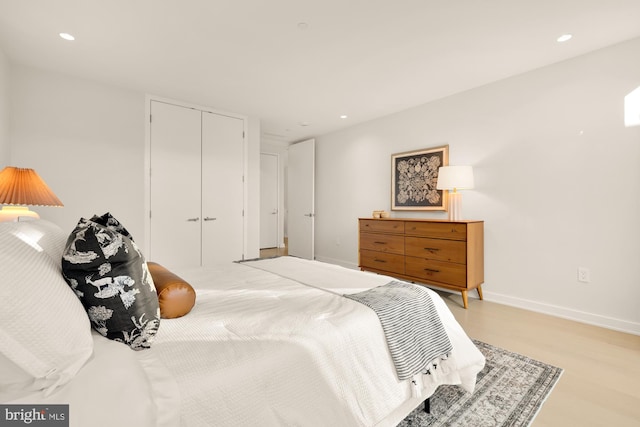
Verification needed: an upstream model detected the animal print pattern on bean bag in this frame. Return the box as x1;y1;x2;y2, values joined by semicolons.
90;212;134;241
61;217;160;350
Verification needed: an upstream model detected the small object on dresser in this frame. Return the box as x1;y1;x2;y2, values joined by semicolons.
380;211;390;218
372;210;383;218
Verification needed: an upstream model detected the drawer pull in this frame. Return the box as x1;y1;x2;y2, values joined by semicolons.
424;268;440;273
374;259;387;263
374;241;388;245
423;247;440;251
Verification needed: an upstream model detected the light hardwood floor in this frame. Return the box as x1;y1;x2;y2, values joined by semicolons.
435;291;640;426
259;238;288;258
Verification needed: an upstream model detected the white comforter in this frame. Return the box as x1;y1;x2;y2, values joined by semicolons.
11;257;485;427
157;257;484;427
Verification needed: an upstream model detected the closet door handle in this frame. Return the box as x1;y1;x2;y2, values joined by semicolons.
204;217;217;221
186;217;200;222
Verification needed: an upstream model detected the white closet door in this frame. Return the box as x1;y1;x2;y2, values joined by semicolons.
201;111;244;264
149;101;202;268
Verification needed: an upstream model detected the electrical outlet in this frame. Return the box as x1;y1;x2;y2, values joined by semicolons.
577;267;591;283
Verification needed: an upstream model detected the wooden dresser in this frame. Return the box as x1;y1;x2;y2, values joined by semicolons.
358;218;484;308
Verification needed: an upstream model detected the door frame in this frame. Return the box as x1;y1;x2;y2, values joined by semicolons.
144;94;249;260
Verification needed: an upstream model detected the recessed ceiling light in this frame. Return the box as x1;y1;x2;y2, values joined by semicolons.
557;34;572;43
297;22;309;31
299;121;310;127
59;32;75;41
340;115;348;119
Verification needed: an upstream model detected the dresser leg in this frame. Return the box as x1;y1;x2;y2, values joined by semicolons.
461;290;469;309
477;285;484;300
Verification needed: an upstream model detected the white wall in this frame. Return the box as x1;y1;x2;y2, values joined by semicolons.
9;64;261;259
315;37;640;334
10;64;147;239
0;48;9;167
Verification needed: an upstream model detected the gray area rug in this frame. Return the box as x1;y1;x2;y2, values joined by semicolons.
398;340;563;427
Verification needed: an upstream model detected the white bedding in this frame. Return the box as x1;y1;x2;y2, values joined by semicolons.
157;257;484;427
8;330;178;427
8;256;484;427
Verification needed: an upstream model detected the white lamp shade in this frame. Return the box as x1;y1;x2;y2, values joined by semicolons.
436;166;474;191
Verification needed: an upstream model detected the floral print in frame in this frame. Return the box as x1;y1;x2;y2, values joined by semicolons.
391;145;449;211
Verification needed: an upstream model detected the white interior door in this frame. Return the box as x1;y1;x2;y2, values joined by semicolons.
287;139;315;259
149;101;202;268
202;111;245;264
260;153;279;249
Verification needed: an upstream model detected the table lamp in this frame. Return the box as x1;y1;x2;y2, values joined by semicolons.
0;166;64;222
436;166;474;221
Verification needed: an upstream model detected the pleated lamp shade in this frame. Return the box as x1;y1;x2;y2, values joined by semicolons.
0;166;63;222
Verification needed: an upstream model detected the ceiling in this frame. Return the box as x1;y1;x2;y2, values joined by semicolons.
1;0;640;144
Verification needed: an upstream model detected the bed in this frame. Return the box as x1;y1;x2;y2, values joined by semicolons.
1;219;485;427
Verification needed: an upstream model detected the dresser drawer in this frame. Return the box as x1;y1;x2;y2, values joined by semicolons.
360;232;405;255
360;219;405;234
405;257;466;287
360;249;405;274
405;236;466;263
404;221;467;241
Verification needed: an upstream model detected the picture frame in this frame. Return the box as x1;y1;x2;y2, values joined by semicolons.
391;145;449;211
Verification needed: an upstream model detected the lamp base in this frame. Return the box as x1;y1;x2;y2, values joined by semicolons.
447;192;462;221
0;206;40;222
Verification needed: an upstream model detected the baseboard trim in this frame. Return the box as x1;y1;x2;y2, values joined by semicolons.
483;291;640;336
314;256;640;336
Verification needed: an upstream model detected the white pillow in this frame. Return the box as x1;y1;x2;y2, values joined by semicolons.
9;218;69;263
0;220;94;400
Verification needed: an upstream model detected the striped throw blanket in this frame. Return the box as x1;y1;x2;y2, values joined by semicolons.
345;281;453;380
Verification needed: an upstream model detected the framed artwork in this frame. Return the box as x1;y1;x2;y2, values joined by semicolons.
391;145;449;211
